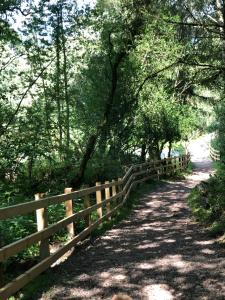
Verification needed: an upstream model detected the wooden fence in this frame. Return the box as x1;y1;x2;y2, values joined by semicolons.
210;145;220;161
0;155;190;299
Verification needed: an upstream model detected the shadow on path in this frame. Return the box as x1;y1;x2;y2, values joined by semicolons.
35;158;225;300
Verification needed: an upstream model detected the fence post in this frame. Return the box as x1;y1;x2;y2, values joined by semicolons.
96;182;102;218
105;181;111;220
64;188;75;239
169;158;172;174
35;193;50;260
179;156;182;169
157;167;160;180
112;180;117;207
83;186;91;228
112;180;117;197
171;158;174;174
118;177;123;203
154;161;159;180
177;157;179;171
174;157;177;173
163;158;167;174
186;154;190;167
182;156;185;168
167;158;171;175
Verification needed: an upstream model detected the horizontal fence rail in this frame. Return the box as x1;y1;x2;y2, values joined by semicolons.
0;155;190;299
210;145;220;161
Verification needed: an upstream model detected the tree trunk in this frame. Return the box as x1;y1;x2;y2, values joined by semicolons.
168;141;172;158
73;51;126;187
55;8;63;157
60;4;70;154
73;2;151;187
156;144;161;160
157;141;166;160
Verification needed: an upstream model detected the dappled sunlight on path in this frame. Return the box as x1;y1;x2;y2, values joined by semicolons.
36;136;225;300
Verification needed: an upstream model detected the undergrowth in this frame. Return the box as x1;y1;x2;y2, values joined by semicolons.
188;163;225;237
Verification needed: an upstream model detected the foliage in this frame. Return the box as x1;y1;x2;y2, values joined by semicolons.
188;168;225;236
211;136;220;151
0;0;217;269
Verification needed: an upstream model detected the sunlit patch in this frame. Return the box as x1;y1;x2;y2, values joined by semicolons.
194;240;214;245
99;272;110;279
71;287;102;298
114;248;124;253
100;270;127;288
142;223;154;227
143;284;174;300
158;255;192;273
112;274;127;280
165;239;176;243
137;243;159;249
142;209;153;214
201;248;215;255
77;273;91;281
102;235;116;240
138;262;155;269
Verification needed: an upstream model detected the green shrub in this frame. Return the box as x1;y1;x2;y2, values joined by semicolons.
209;217;225;236
211;137;220;151
188;170;225;236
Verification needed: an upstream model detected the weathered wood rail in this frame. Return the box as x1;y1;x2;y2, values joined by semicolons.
210;145;220;161
0;155;190;299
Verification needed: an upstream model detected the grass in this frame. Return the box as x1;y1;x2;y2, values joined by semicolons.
209;218;225;237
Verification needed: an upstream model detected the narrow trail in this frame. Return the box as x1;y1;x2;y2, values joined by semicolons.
37;136;225;300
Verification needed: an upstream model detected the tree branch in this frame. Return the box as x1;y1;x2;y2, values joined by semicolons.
135;60;180;98
0;53;24;73
165;19;221;35
0;58;55;138
179;61;224;70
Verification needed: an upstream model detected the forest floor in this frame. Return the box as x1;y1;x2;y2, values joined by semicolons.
34;135;225;300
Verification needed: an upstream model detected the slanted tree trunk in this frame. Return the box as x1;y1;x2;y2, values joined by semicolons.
156;143;161;160
158;141;166;159
168;141;172;158
73;2;152;187
74;51;126;187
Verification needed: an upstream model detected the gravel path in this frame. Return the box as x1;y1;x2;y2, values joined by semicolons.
36;137;225;300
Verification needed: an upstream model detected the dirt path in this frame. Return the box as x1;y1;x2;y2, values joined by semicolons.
36;137;225;300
